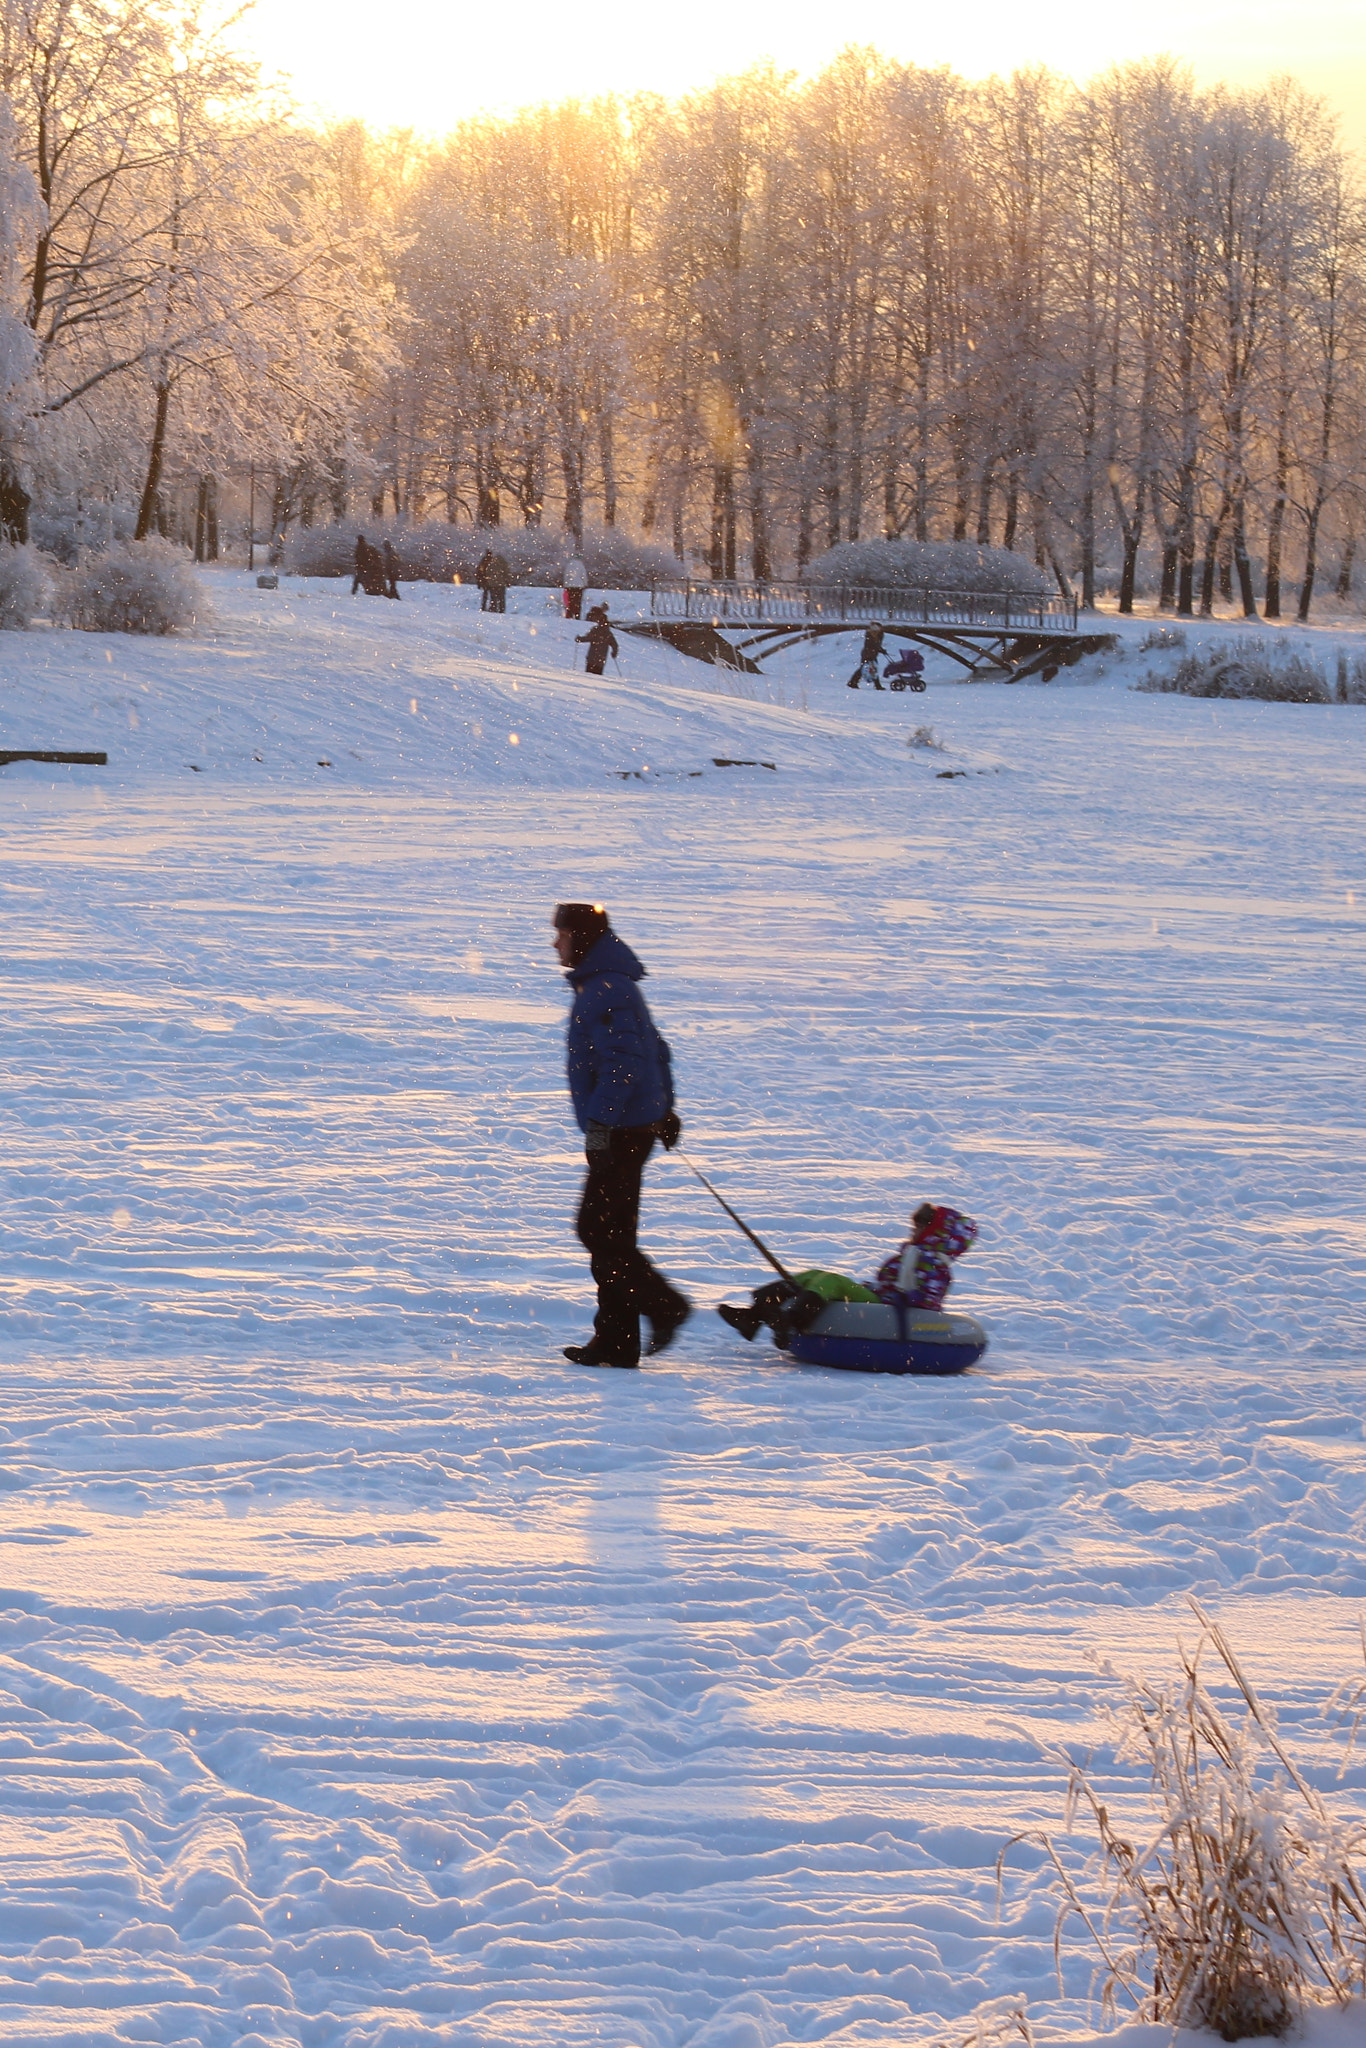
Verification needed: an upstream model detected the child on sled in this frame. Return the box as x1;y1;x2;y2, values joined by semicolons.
717;1202;978;1346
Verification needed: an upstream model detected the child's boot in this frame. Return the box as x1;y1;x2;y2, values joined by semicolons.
717;1302;764;1341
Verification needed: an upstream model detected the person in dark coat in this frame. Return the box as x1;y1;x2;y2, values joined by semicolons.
476;548;510;613
562;551;589;620
847;621;886;688
554;902;691;1368
352;533;378;596
382;539;401;599
577;605;618;676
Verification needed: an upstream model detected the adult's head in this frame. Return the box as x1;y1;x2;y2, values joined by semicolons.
553;901;610;969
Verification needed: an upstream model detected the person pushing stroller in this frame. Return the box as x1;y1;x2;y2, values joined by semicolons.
847;622;886;689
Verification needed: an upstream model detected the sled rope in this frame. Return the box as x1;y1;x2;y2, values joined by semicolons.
675;1151;795;1285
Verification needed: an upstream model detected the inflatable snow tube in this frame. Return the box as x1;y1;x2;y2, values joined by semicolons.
783;1298;987;1375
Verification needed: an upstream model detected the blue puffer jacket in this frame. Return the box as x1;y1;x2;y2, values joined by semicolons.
564;931;674;1133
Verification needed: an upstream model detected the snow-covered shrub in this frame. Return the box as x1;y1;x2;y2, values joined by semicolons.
906;724;943;750
64;537;207;635
1135;639;1330;702
1332;652;1366;704
1138;624;1187;652
1021;1608;1366;2040
285;521;678;590
0;541;48;628
804;539;1047;598
30;503;137;565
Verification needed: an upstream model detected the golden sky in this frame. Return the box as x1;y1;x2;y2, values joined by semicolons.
235;0;1366;152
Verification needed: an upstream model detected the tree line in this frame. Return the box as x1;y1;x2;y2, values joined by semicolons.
2;8;1363;616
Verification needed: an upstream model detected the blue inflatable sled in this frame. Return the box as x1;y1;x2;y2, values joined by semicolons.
782;1298;988;1376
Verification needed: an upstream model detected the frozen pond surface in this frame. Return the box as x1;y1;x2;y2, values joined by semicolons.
0;576;1363;2045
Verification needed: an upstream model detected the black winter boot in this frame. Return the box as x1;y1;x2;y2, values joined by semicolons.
717;1302;764;1341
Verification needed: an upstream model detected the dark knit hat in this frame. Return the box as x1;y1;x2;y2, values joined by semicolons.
554;901;610;966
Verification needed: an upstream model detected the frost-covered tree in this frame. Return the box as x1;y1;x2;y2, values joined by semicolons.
0;89;42;538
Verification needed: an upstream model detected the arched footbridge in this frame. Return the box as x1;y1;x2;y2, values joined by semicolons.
631;580;1115;680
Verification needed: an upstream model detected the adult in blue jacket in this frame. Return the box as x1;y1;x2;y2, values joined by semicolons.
554;902;691;1368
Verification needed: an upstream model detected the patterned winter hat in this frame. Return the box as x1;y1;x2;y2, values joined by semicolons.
911;1205;978;1260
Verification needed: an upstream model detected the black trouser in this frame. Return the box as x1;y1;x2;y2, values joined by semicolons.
575;1124;685;1360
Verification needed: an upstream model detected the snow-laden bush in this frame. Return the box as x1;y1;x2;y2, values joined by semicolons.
1135;638;1333;703
30;503;138;565
285;521;678;590
64;537;207;635
1332;652;1366;704
1138;624;1187;652
804;538;1047;597
0;541;48;628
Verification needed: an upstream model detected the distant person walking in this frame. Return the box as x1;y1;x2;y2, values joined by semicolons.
352;534;383;597
476;548;510;614
847;621;886;688
553;901;691;1369
577;604;618;677
382;539;401;600
563;552;589;620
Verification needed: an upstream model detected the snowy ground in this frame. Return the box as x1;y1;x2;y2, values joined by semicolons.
0;573;1363;2047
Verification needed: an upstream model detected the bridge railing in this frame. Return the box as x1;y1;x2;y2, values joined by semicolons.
648;580;1076;632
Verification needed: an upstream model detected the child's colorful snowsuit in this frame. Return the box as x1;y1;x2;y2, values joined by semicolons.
872;1204;977;1311
716;1205;977;1346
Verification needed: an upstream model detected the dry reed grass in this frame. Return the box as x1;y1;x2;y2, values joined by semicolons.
1005;1604;1366;2041
927;1994;1034;2048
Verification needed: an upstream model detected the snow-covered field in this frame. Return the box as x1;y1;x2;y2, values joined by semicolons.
0;573;1363;2048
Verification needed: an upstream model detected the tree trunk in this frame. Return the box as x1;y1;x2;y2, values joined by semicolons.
599;415;617;527
1198;529;1218;616
1003;478;1019;553
0;461;31;546
882;452;900;539
975;467;993;547
1336;533;1356;599
1264;446;1288;617
914;354;931;542
710;464;736;580
134;377;173;541
560;433;583;543
1297;505;1323;621
1080;482;1096;611
952;432;969;542
748;447;771;581
476;454;499;527
1232;507;1256;618
1111;474;1145;617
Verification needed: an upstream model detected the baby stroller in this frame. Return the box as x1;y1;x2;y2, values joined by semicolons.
883;649;927;692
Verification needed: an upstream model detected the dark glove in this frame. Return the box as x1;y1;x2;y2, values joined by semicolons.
657;1112;681;1151
585;1120;612;1154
